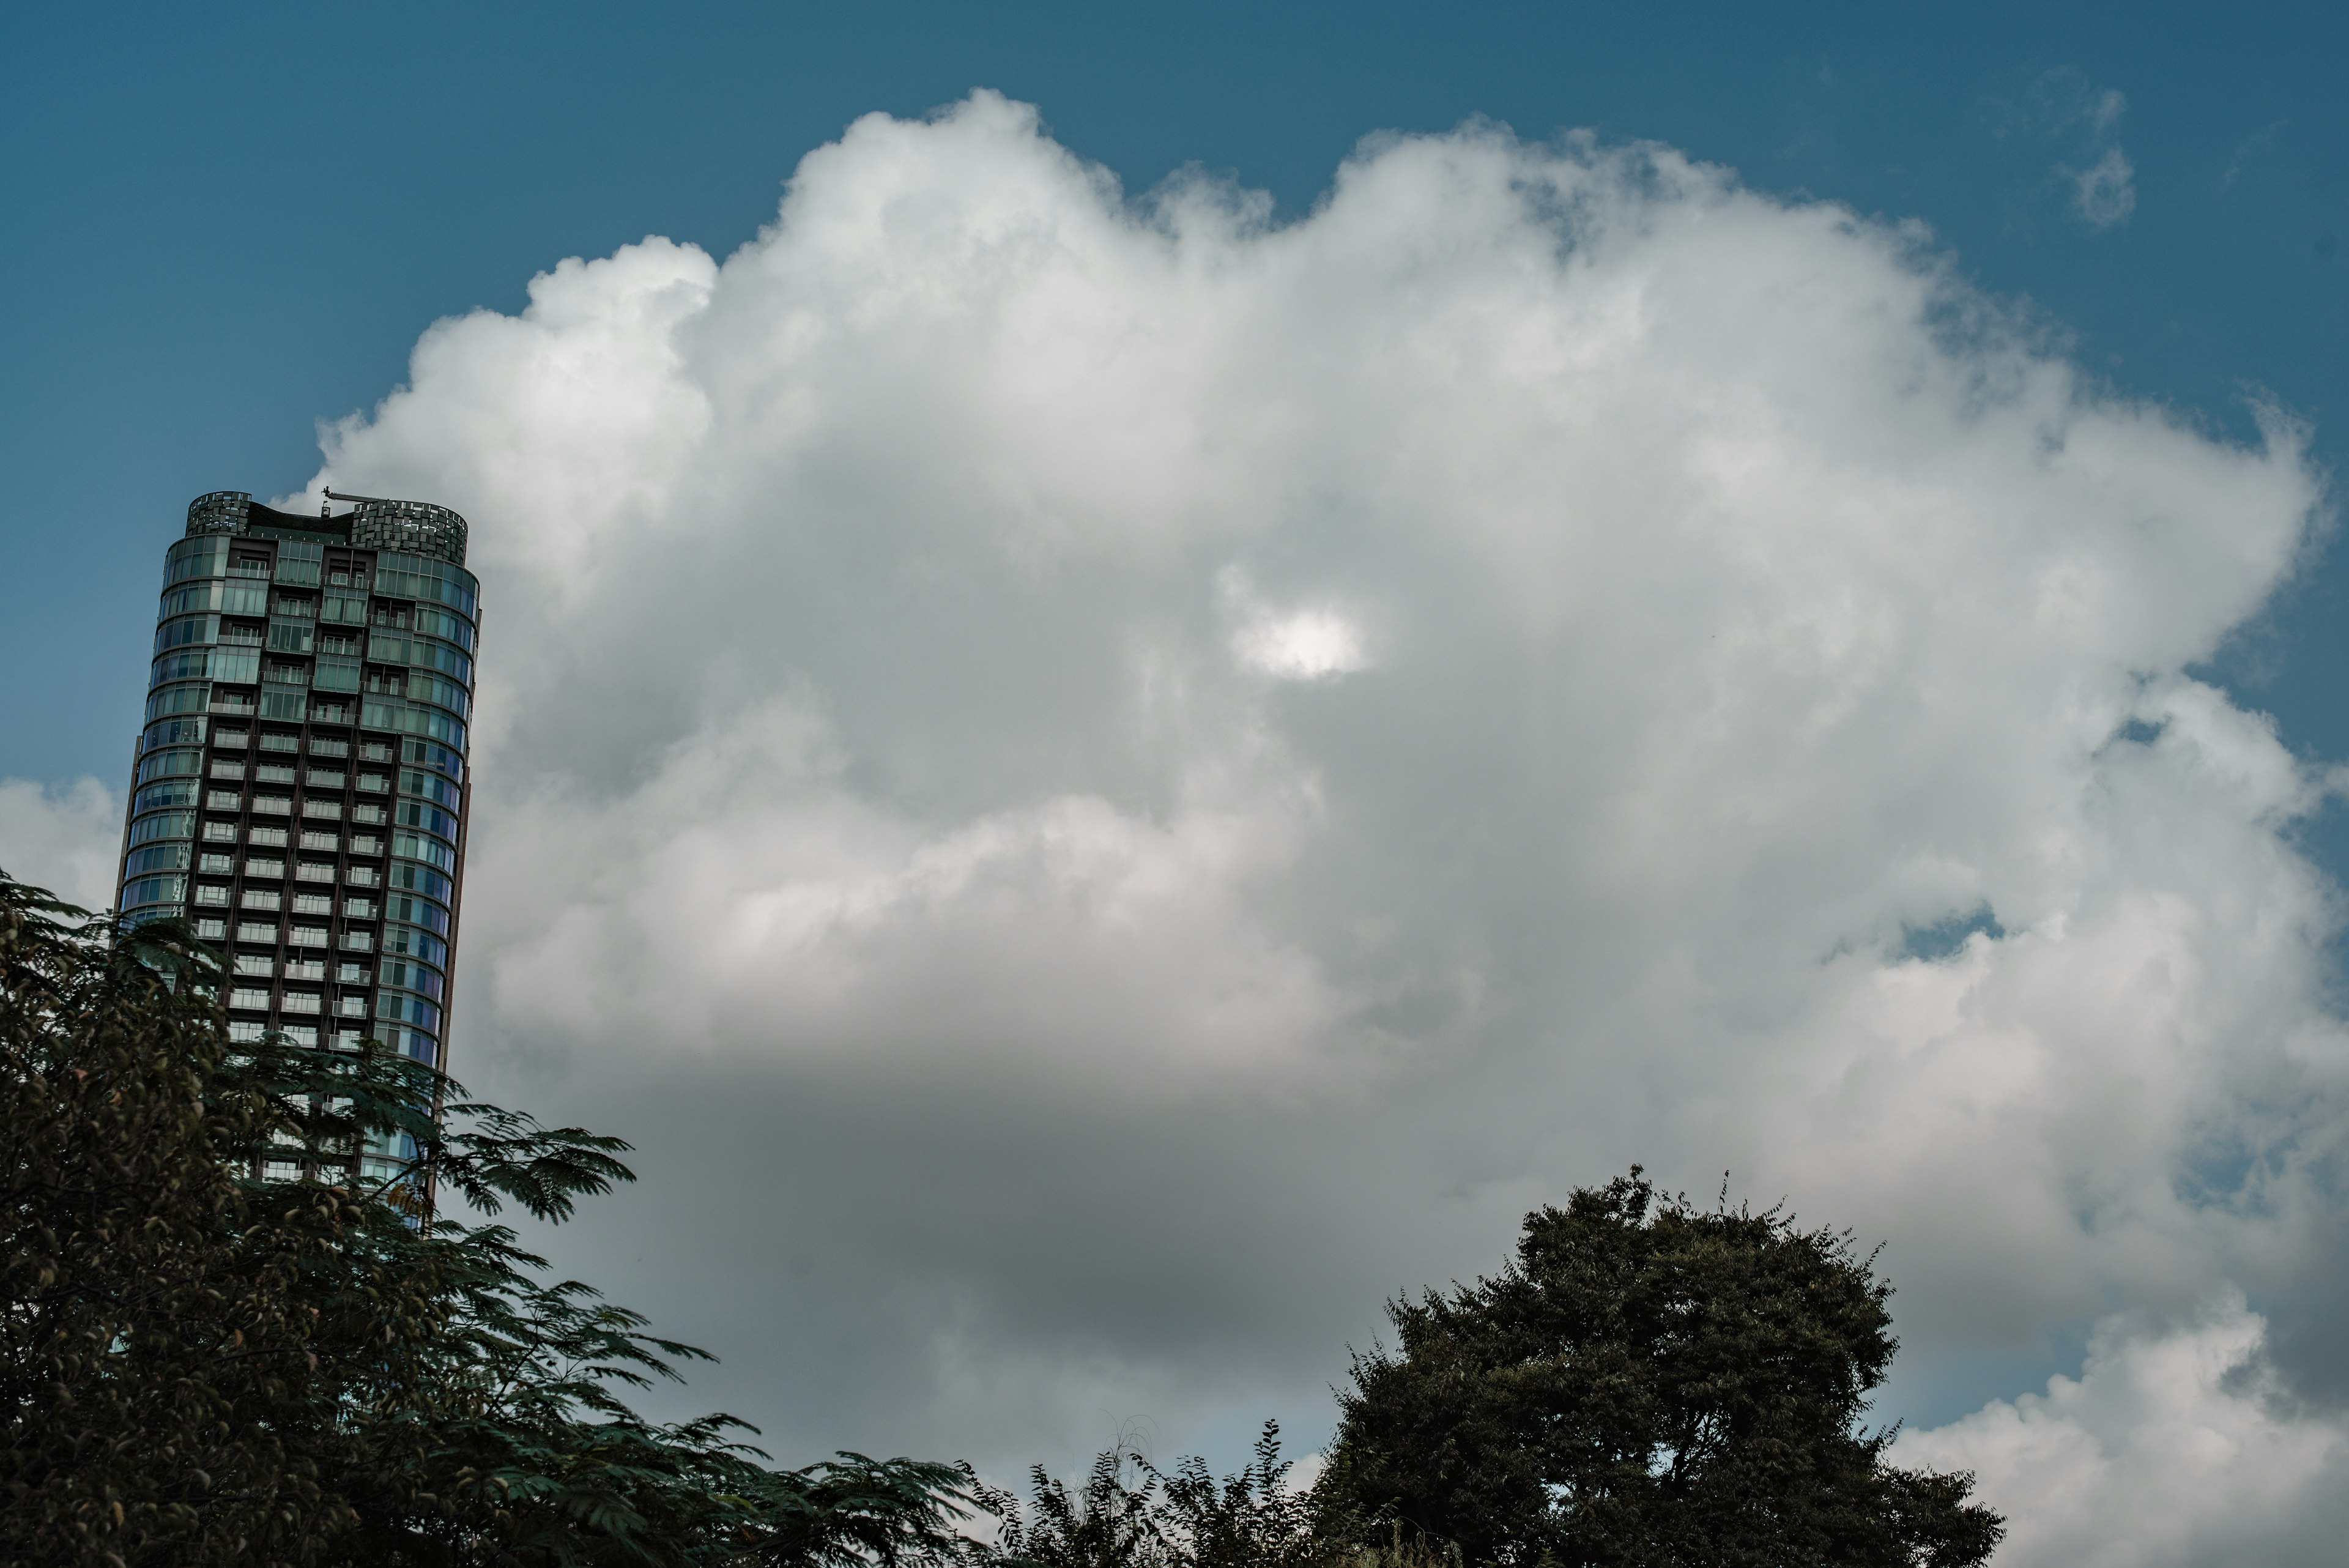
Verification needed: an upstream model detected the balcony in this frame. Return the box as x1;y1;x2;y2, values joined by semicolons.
251;796;292;816
302;800;343;820
288;927;328;949
297;863;335;884
209;761;245;781
339;932;374;952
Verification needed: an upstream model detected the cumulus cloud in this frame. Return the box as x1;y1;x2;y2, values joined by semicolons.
292;92;2342;1552
1899;1298;2349;1567
0;776;124;912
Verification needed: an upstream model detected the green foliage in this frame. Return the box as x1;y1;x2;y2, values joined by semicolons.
0;872;985;1568
985;1422;1319;1568
1312;1170;2005;1567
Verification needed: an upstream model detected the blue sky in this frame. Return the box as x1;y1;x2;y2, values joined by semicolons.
4;2;2344;795
8;7;2349;1558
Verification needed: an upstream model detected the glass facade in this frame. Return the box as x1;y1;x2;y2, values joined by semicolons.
116;489;478;1169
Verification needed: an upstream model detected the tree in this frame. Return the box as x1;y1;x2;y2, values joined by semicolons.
984;1422;1319;1568
1;871;985;1567
1313;1170;2004;1568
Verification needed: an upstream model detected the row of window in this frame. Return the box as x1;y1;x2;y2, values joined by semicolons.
194;886;377;915
192;857;383;887
165;537;478;625
153;615;474;685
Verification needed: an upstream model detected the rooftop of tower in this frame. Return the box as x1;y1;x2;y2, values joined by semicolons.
184;489;469;567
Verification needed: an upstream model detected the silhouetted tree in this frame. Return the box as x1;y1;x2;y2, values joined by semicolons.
0;871;984;1567
1313;1170;2003;1568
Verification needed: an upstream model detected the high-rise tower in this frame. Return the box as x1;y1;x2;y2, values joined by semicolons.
116;489;479;1181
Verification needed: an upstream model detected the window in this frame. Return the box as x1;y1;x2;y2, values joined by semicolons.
199;853;232;874
346;866;380;888
352;803;386;824
343;898;376;920
336;962;368;984
288;926;328;949
133;780;199;814
207;790;242;810
396;771;462;811
196;918;226;940
272;596;314;619
340;929;373;951
349;834;382;855
193;884;230;907
202;821;237;844
358;773;390;793
286;959;325;981
217;623;263;647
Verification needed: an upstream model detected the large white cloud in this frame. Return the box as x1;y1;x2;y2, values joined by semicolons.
1896;1296;2349;1567
145;89;2349;1553
0;776;122;913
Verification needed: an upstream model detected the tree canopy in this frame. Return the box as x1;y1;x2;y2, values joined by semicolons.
1312;1170;2004;1568
1;872;983;1567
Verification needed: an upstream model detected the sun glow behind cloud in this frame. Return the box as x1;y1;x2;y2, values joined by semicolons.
13;91;2347;1562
